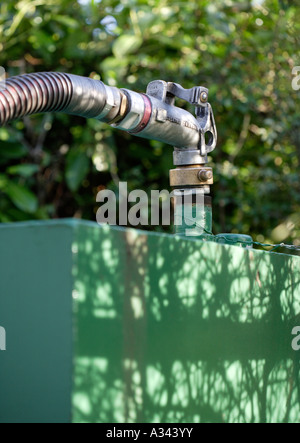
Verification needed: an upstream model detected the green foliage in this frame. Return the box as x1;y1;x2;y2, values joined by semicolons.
66;149;90;192
0;0;299;246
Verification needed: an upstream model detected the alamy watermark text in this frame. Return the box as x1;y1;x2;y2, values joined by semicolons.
96;182;205;236
291;326;300;351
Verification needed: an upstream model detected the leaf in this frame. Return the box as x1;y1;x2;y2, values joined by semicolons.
51;15;79;29
0;128;11;141
112;34;143;58
0;174;7;188
0;143;27;159
6;181;38;214
7;164;39;178
66;150;90;192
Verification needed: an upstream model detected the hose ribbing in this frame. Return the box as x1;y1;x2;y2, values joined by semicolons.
0;72;111;126
0;72;73;125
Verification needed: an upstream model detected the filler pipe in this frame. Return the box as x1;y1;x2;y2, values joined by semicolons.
0;73;215;151
0;72;217;236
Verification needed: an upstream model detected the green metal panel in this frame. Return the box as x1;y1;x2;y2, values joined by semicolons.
0;221;74;423
0;220;300;423
72;223;300;423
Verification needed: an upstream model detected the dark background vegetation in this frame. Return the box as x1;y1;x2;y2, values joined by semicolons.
0;0;299;246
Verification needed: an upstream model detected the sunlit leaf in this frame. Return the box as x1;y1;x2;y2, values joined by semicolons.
112;34;143;58
52;15;80;29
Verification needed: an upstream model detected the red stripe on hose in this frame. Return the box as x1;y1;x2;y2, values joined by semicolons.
129;94;152;134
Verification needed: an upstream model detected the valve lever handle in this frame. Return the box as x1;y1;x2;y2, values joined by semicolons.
166;83;209;107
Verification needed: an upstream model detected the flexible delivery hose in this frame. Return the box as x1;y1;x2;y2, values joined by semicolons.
0;73;111;124
0;73;71;123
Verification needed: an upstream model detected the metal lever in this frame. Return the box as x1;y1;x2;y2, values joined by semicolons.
146;80;217;156
166;83;209;107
